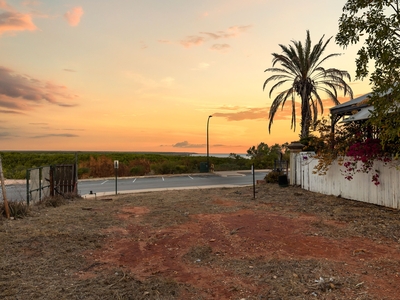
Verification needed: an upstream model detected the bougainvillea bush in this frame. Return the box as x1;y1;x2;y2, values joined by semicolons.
309;118;398;186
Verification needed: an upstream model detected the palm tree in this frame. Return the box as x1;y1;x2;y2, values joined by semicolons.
263;30;353;139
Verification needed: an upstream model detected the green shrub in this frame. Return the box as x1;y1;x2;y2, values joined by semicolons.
130;165;147;176
78;167;90;177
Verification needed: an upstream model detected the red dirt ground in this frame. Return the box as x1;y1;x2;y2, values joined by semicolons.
81;196;400;299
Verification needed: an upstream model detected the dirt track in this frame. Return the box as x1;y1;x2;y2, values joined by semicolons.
1;184;400;299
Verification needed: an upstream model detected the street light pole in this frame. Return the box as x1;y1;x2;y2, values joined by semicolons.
207;115;212;172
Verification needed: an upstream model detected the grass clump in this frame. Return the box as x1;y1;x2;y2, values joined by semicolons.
1;200;29;219
265;170;283;183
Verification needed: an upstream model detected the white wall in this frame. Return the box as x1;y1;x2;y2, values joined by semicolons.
293;152;400;209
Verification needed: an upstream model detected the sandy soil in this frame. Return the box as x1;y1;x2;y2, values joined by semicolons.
1;184;400;299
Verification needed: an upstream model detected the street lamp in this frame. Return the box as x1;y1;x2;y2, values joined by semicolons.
207;115;212;172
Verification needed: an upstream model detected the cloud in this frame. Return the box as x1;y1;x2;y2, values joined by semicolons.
0;66;78;112
63;69;76;72
191;62;210;71
140;40;148;49
213;107;268;121
0;131;12;138
31;133;79;139
179;25;251;48
64;6;83;27
0;2;37;35
0;108;24;114
172;141;206;148
210;44;230;52
214;98;341;123
124;71;177;94
0;1;9;9
158;39;172;44
180;35;206;48
201;25;251;39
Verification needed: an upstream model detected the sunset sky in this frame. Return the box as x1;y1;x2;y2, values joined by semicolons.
0;0;371;154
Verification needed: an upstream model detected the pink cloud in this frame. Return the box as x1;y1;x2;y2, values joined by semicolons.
0;0;12;9
180;35;205;48
0;1;37;35
201;25;251;39
178;25;251;49
64;6;83;27
0;66;78;113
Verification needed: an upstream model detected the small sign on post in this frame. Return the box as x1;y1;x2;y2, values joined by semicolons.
114;160;119;195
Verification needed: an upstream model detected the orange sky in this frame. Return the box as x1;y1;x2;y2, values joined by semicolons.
0;0;371;154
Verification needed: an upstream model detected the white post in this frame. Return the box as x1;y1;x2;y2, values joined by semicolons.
287;142;304;185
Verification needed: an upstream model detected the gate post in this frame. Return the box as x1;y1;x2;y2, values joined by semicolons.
50;166;54;197
287;141;304;186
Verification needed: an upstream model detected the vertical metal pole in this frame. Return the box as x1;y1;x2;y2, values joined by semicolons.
74;152;78;194
26;169;30;206
252;163;255;199
207;115;212;172
39;167;42;201
115;167;118;195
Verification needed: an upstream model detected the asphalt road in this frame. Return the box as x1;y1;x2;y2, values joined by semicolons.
79;171;268;198
2;170;269;201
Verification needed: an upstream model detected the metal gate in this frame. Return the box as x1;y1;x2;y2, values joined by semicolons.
26;164;77;205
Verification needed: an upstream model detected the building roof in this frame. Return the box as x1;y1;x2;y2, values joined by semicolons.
341;106;374;123
330;93;372;115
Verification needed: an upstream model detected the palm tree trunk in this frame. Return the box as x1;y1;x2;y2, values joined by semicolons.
300;91;311;139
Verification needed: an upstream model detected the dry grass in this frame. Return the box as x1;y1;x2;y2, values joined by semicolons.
1;184;400;299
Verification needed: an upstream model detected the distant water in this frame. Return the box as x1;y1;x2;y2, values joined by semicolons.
190;153;249;159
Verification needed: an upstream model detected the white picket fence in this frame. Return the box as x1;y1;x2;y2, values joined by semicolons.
293;152;400;209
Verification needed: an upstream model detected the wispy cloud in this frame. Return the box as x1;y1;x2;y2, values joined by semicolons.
31;133;79;139
210;44;230;52
180;35;205;48
0;66;78;112
124;71;177;94
140;40;148;49
172;141;205;148
178;25;252;49
64;6;83;27
63;68;76;72
213;107;267;121
201;26;251;39
191;62;211;71
214;98;339;122
0;108;24;114
0;131;12;138
0;0;37;35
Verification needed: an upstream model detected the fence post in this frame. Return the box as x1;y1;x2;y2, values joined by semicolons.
0;156;10;219
26;169;30;206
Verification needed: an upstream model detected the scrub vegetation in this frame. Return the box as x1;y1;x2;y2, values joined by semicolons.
0;145;289;180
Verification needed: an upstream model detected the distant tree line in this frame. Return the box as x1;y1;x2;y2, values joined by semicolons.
0;146;290;180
